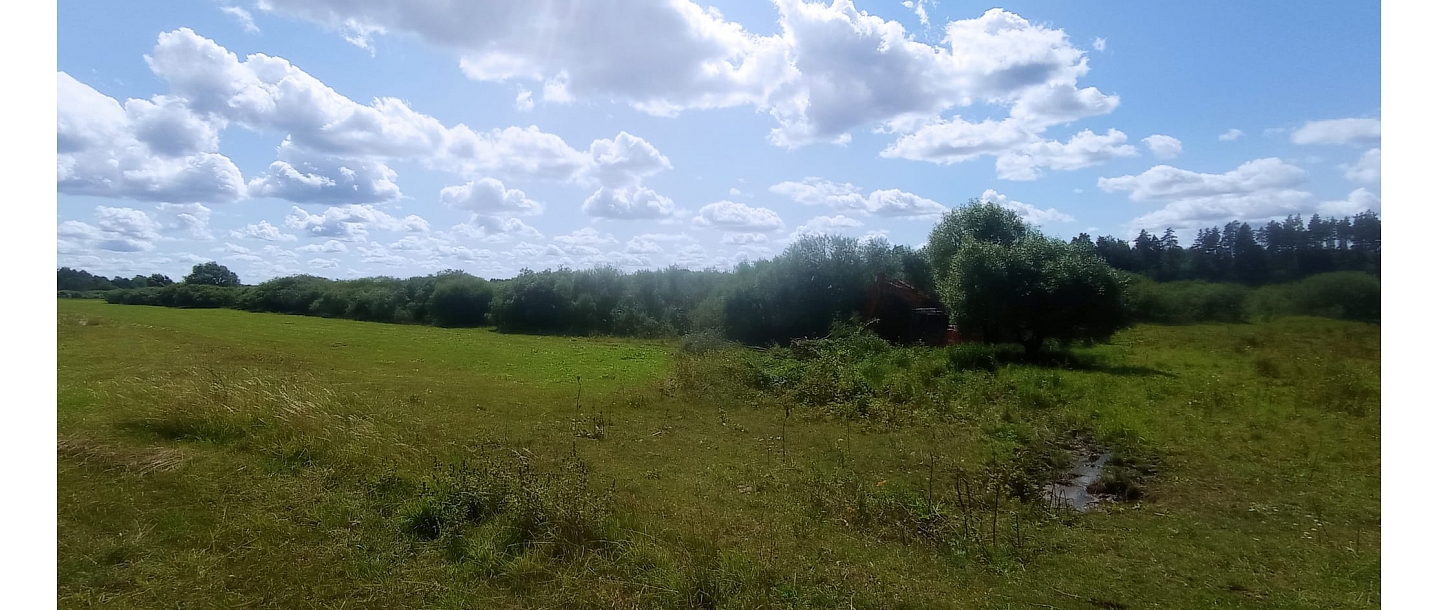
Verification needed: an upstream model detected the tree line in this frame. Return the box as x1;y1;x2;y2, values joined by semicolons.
58;268;175;292
1078;211;1381;285
63;205;1380;348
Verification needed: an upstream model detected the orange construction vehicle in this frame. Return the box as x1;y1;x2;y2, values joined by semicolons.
862;274;962;346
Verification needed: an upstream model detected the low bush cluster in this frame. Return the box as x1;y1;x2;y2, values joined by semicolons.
1124;275;1250;324
57;290;109;299
104;284;243;308
400;454;617;559
1250;271;1381;323
1123;271;1379;325
78;225;1377;348
670;324;1100;425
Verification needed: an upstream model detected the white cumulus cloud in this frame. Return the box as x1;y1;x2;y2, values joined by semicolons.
1292;118;1381;146
883;122;1136;179
977;189;1075;225
57;72;245;204
1342;148;1381;184
1099;158;1307;201
247;141;402;204
789;214;863;239
581;186;677;220
230;220;298;242
284;204;430;241
1098;158;1373;232
1142;134;1182;159
693;201;786;232
154;202;214;239
1317;188;1380;217
440;178;544;216
256;2;1120;160
769;178;946;218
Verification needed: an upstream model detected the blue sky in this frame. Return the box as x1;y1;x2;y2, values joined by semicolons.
56;0;1380;282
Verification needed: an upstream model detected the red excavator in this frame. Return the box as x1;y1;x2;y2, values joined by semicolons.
862;274;962;346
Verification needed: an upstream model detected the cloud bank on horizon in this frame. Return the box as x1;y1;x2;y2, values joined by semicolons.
56;0;1380;281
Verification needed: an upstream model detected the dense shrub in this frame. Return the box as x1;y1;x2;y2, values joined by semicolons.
1125;276;1250;324
57;267;116;292
492;270;577;334
930;202;1129;356
1122;272;1378;325
428;273;495;327
165;284;243;308
104;288;157;305
58;290;108;299
1251;272;1380;323
105;285;241;308
73;212;1377;342
237;275;335;315
610;303;673;338
341;279;410;323
65;237;932;343
722;235;920;345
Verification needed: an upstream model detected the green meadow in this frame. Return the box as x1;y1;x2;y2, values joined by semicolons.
57;299;1379;608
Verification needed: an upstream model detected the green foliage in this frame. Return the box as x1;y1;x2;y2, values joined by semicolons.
722;235;923;345
1124;275;1250;324
1093;211;1380;285
487;266;732;338
1250;271;1381;323
404;455;617;558
428;272;496;327
930;202;1129;355
491;269;578;333
105;284;242;308
338;278;410;323
58;290;110;299
182;261;241;287
237;275;336;315
66;206;1377;344
57;267;117;291
927;200;1033;288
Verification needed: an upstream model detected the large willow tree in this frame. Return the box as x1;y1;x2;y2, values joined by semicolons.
929;200;1130;356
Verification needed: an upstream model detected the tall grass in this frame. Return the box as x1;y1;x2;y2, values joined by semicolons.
58;301;1382;608
110;369;401;470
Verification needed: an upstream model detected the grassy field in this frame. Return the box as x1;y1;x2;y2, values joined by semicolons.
57;299;1380;609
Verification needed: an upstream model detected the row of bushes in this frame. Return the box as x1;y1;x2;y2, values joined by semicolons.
99;267;1379;339
105;271;497;326
1124;271;1380;324
104;284;244;309
58;290;110;299
489;235;931;342
93;240;1377;342
89;236;934;343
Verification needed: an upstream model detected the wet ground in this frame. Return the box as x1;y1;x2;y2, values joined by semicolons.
1044;448;1112;512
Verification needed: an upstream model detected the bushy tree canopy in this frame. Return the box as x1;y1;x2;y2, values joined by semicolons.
929;201;1129;355
428;272;495;327
183;262;241;287
723;234;917;345
57;267;116;291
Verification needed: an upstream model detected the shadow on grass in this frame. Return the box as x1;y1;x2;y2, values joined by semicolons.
948;344;1177;378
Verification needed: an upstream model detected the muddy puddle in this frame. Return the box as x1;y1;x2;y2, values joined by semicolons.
1044;448;1112;512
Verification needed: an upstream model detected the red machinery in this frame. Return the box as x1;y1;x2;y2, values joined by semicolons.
862;275;960;346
